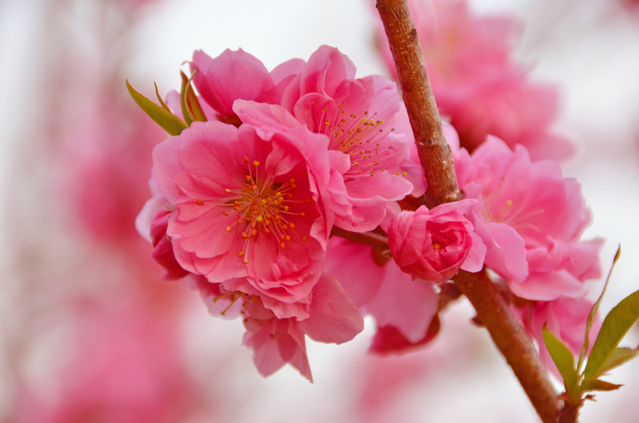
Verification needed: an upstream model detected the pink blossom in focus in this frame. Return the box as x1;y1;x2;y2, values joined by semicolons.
281;46;414;231
224;46;414;232
185;47;413;233
151;120;337;320
190;48;302;125
387;199;486;282
375;0;573;160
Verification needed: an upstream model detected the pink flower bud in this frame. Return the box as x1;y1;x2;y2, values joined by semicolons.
387;201;485;282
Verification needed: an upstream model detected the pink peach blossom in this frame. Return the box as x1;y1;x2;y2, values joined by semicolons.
151;120;338;320
185;46;413;233
387;200;486;282
278;46;414;232
190;48;300;125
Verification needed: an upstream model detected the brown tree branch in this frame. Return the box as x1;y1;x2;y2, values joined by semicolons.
376;0;461;209
375;1;562;422
454;270;562;423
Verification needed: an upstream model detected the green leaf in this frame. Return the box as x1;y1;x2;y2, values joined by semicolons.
584;288;639;380
543;325;579;401
184;70;207;122
154;82;171;112
599;347;639;375
180;70;207;126
126;79;187;136
580;378;623;392
578;246;620;373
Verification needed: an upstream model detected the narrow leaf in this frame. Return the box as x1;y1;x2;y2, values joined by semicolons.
154;82;171;112
543;325;579;400
599;346;639;375
179;71;194;126
126;80;187;136
580;378;623;392
584;288;639;380
181;70;207;122
578;246;621;372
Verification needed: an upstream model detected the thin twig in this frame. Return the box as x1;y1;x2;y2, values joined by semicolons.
454;270;562;423
376;0;461;208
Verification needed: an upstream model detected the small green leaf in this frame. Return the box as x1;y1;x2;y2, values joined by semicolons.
578;246;620;373
179;72;194;126
543;325;579;401
580;378;623;392
599;347;639;374
154;82;171;112
126;79;187;136
584;288;639;380
180;70;207;122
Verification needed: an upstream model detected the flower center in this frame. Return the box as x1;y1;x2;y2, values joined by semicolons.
197;157;310;264
319;106;395;177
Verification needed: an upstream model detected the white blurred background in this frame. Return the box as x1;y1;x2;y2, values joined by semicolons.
1;0;639;422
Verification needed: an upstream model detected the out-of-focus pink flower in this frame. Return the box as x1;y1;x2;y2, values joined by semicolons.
13;305;201;423
192;273;364;381
452;136;602;300
387;200;485;282
375;0;573;160
150;120;338;320
447;75;574;160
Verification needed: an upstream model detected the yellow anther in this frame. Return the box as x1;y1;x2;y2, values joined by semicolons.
238;250;245;257
226;226;232;232
256;215;263;222
253;160;260;166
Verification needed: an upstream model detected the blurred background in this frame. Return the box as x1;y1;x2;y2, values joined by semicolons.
1;0;639;421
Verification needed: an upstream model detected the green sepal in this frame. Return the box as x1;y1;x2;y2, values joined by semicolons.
126;79;188;136
599;347;639;375
580;378;623;392
180;70;207;125
584;288;639;380
543;325;579;401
